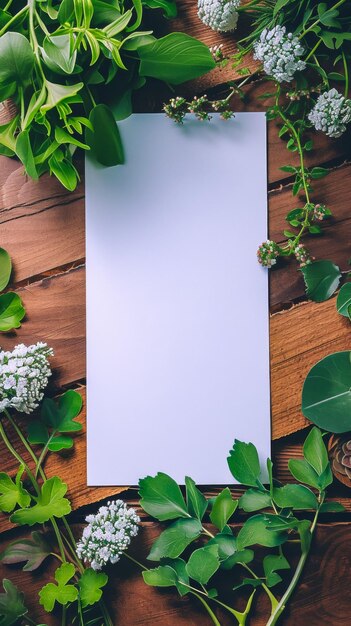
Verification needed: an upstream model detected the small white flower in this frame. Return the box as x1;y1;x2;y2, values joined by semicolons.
253;26;306;83
76;500;140;571
0;343;53;414
198;0;241;33
308;88;351;138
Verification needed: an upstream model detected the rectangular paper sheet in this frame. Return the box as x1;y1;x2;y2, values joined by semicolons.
86;113;270;485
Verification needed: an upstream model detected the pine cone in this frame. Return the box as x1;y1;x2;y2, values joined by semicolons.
329;435;351;487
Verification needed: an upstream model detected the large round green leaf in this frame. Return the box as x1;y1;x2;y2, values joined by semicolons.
302;351;351;433
0;32;35;84
300;260;341;302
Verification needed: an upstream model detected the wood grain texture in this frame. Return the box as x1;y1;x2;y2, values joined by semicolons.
0;523;349;626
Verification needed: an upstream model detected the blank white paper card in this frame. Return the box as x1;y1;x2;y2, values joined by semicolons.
86;113;270;485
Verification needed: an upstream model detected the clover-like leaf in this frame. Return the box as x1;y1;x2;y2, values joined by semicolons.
28;390;82;452
78;569;108;608
10;477;71;526
0;531;51;572
39;563;77;612
139;472;189;521
0;468;30;513
0;579;27;626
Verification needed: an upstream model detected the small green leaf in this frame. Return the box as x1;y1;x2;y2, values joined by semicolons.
208;532;237;561
288;459;320;490
86;104;124;167
301;260;341;302
309;166;329;179
78;568;108;608
319;501;345;513
237;514;288;550
16;130;38;180
147;518;202;561
143;564;178;588
0;248;11;291
39;563;78;612
210;488;237;531
227;440;261;486
41;34;77;74
0;579;27;626
303;427;329;475
48;150;78;191
273;484;318;510
139;472;189;521
0;293;25;331
239;489;272;512
10;477;71;526
263;554;290;587
0;531;51;572
337;283;351;317
42;80;84;112
186;545;220;585
302;351;351;433
138;33;215;84
0;469;30;513
185;476;207;521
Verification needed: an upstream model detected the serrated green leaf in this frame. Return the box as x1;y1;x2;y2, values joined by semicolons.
139;472;189;521
0;469;30;513
0;531;51;572
10;477;71;526
227;440;261;486
78;568;108;608
147;518;202;561
0;579;27;626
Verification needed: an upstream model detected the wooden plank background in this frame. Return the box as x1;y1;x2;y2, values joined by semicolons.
0;1;351;624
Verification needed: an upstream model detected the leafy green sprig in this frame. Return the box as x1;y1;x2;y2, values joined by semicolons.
138;427;342;626
0;390;114;625
0;0;215;190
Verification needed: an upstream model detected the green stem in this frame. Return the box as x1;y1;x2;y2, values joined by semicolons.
124;552;148;570
342;51;349;98
193;592;223;626
0;420;39;494
99;600;114;626
305;38;322;62
266;503;323;626
35;430;57;478
0;4;28;36
241;563;279;613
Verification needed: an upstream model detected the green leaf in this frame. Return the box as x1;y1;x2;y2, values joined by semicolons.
237;514;288;550
48;150;78;191
139;472;189;521
302;351;351;433
147;518;202;561
86;104;124;167
0;579;27;626
0;293;25;332
55;127;90;150
319;501;345;513
288;459;320;490
41;34;77;74
0;469;30;513
337;283;351;317
239;489;272;512
16;130;38;180
185;476;207;521
222;548;255;569
39;563;78;612
186;545;220;585
143;564;178;587
143;0;177;18
303;427;329;475
210;488;237;531
263;554;290;587
138;33;215;85
301;260;341;302
273;484;318;510
0;249;11;291
58;390;83;431
0;531;51;572
0;32;35;84
41;80;84;112
273;0;290;16
78;568;108;608
227;440;261;486
310;166;329;179
10;477;71;526
0;116;19;155
208;532;237;561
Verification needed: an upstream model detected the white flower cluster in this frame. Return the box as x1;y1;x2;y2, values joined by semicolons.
198;0;240;33
253;26;306;83
76;500;140;571
0;343;53;415
308;88;351;138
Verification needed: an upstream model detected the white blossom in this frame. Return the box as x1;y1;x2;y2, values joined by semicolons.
76;500;140;571
198;0;241;33
253;26;306;83
0;343;53;414
308;88;351;138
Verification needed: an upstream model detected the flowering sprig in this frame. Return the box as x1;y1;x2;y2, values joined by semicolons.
164;93;235;123
77;501;140;571
198;0;241;33
253;26;306;83
308;88;351;138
